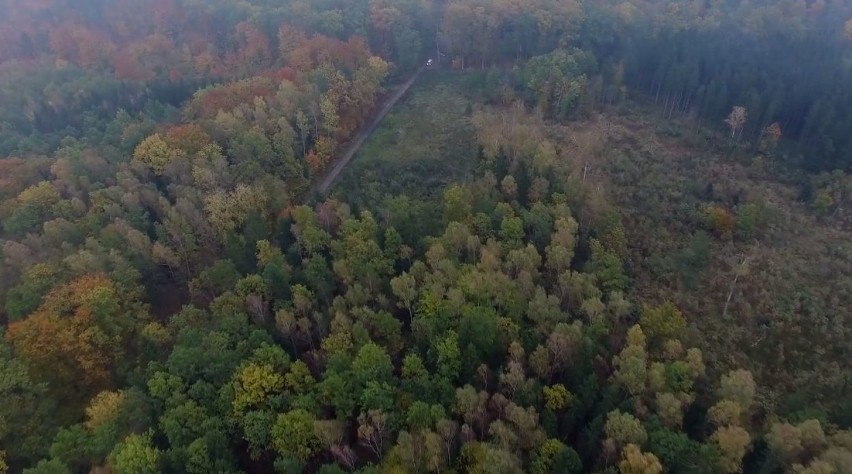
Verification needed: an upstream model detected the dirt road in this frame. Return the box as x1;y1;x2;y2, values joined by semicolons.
315;67;424;195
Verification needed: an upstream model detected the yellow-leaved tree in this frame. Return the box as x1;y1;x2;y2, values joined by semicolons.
133;133;179;175
85;390;126;431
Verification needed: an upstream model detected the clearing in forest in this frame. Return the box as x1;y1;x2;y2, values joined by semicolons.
551;109;852;410
331;72;480;209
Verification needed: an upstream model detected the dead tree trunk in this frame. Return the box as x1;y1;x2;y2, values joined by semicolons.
722;251;753;320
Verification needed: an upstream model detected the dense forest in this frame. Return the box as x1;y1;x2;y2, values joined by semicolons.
0;0;851;473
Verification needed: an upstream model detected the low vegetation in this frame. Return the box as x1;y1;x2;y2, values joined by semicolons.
334;72;481;209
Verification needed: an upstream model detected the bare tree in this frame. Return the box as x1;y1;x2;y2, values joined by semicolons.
722;246;757;320
358;410;389;460
330;444;358;470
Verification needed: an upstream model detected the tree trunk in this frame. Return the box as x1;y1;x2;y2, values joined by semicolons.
722;254;749;320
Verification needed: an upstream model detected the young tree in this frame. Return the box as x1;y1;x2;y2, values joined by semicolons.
435;418;459;467
454;385;489;436
390;272;417;321
545;218;578;274
759;122;782;152
724;106;747;141
443;185;472;224
613;326;649;396
313;419;345;452
357;409;390;461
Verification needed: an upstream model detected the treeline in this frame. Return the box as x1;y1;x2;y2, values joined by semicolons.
3;0;852;171
0;0;432;156
614;1;852;173
434;0;852;172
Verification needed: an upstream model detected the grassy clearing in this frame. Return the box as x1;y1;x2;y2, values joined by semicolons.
331;71;481;209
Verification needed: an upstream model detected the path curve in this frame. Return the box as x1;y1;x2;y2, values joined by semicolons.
316;67;424;195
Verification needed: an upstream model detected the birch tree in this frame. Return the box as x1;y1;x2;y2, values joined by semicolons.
724;106;747;141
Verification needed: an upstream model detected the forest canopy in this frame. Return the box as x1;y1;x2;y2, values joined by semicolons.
0;0;851;473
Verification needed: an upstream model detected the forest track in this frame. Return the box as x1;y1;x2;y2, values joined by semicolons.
315;66;424;195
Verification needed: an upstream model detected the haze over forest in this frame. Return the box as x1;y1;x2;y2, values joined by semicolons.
0;1;851;473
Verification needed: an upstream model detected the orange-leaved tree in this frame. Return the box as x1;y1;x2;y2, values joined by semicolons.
6;274;148;415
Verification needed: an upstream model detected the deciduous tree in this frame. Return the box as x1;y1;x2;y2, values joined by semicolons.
724;106;747;141
6;275;143;410
619;444;663;474
107;431;160;474
272;409;318;463
711;426;751;473
605;410;648;452
133;134;178;175
718;370;756;409
613;326;648;396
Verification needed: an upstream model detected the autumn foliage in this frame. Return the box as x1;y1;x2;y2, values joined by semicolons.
701;204;736;237
164;124;212;155
6;275;142;407
0;0;851;472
